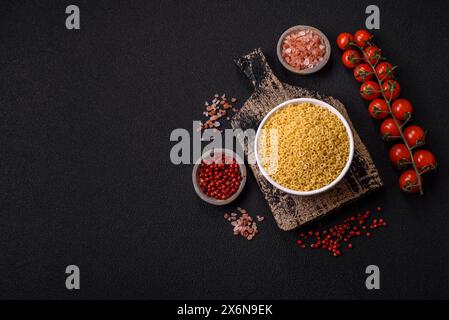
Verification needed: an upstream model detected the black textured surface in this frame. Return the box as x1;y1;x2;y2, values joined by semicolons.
0;0;448;299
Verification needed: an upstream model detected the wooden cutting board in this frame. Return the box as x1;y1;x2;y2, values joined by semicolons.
231;48;383;231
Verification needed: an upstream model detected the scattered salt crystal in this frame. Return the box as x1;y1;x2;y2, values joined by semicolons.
200;94;239;131
224;208;265;240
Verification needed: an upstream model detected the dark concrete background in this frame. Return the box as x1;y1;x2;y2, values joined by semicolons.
0;0;448;299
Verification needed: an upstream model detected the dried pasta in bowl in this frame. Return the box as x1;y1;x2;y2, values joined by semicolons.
256;100;353;195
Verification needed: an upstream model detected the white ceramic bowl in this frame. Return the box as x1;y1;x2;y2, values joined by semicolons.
254;98;354;196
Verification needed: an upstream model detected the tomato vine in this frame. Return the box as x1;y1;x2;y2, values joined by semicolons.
337;30;437;195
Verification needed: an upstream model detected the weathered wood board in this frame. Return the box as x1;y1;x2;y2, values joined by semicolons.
231;49;383;231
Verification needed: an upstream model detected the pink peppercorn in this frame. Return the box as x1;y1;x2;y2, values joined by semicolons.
295;207;388;257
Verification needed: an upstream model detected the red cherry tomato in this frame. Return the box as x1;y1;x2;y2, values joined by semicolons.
380;118;401;139
368;99;389;119
353;63;373;82
391;99;413;121
363;46;382;65
375;62;395;81
389;143;411;169
403;125;426;148
399;169;420;193
413;150;437;173
360;81;381;100
337;32;354;50
341;49;361;69
382;80;401;100
354;29;373;48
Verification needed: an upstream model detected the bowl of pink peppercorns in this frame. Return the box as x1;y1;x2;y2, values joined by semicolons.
277;25;331;75
192;148;247;205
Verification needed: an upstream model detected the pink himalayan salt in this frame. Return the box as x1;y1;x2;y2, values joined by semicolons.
281;29;326;70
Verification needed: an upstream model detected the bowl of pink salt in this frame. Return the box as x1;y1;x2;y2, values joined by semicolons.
277;25;331;75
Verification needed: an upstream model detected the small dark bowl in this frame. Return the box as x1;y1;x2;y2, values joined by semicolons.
192;148;247;206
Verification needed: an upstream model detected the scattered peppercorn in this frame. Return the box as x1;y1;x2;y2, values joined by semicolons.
295;207;388;257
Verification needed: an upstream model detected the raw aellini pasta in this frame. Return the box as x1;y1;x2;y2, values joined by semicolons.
258;103;350;191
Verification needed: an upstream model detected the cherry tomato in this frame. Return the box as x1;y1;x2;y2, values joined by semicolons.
380;118;401;139
382;80;401;100
399;169;420;193
353;63;373;82
375;62;395;81
363;46;382;65
342;49;361;69
391;99;413;121
403;125;426;148
360;81;381;100
413;150;437;173
337;32;354;50
354;29;373;48
368;99;389;119
389;143;411;169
